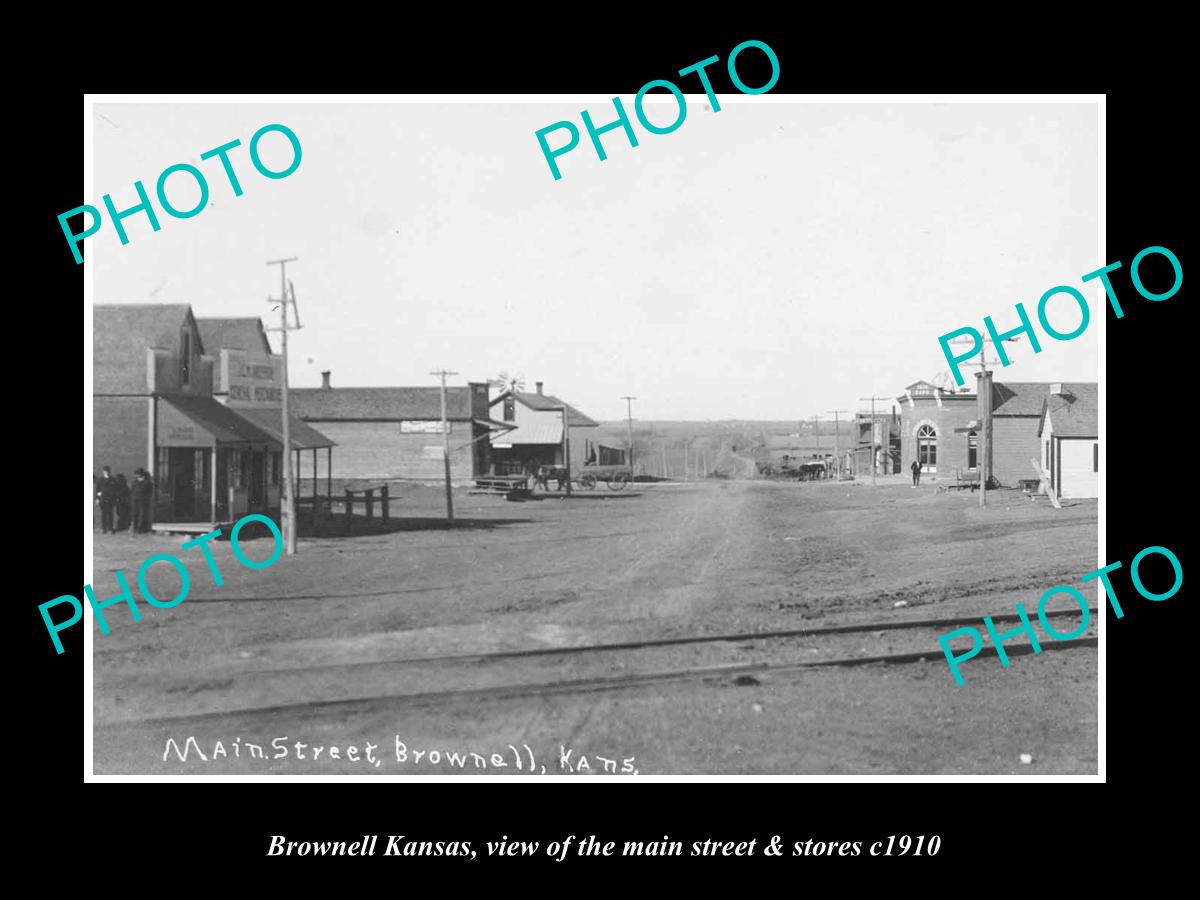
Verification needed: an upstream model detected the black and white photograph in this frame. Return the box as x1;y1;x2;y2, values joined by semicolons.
79;94;1106;778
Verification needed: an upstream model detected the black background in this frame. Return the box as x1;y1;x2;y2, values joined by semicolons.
20;22;1187;885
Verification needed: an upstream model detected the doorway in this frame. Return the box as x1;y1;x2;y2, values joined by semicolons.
249;451;266;509
917;424;937;473
171;448;195;519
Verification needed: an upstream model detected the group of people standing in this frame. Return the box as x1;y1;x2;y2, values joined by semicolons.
95;466;155;533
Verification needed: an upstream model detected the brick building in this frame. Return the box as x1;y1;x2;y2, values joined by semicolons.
896;381;977;478
897;378;1098;487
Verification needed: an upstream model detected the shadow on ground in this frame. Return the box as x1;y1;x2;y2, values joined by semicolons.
301;517;531;538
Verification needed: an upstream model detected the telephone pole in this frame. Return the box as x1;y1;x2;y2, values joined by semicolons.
620;395;636;473
430;369;458;524
859;396;891;488
949;336;1018;509
266;257;299;555
827;409;848;478
812;416;821;461
560;406;573;496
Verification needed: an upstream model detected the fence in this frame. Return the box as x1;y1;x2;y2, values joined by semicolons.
296;483;391;531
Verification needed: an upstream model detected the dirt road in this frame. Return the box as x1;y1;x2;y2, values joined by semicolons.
91;479;1098;774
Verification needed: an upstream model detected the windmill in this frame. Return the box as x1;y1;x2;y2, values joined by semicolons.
491;370;526;395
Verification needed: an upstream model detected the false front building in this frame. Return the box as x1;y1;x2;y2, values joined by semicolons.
93;304;333;527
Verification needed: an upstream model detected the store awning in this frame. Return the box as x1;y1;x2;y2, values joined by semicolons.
230;406;335;450
158;395;277;447
491;420;563;447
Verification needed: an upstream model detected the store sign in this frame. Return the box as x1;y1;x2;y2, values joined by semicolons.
401;421;450;434
224;350;284;408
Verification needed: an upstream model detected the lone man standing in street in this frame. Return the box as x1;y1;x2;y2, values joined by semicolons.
910;459;922;487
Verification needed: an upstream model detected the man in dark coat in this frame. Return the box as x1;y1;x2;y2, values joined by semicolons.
910;459;922;487
96;466;118;532
130;468;155;533
114;474;131;531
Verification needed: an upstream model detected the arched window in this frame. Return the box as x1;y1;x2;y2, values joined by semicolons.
967;430;978;470
917;424;937;472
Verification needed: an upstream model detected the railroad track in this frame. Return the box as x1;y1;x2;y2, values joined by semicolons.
97;609;1099;727
241;606;1101;673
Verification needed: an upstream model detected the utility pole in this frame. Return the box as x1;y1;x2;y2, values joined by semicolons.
949;336;1018;509
430;369;458;524
827;409;847;478
266;257;299;555
859;396;891;488
560;406;573;496
661;438;668;479
621;396;636;473
813;416;821;461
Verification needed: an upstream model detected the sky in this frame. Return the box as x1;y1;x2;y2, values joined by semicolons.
92;100;1099;422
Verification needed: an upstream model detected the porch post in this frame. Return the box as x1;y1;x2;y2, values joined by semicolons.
210;447;218;525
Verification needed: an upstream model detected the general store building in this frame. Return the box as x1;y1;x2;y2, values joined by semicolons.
488;382;600;474
93;304;333;526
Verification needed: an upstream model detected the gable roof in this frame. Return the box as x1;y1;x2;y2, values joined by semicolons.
291;386;474;421
991;382;1058;416
491;390;599;427
197;318;274;359
94;303;194;394
1039;384;1098;438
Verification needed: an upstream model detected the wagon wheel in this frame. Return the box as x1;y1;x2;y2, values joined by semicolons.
606;471;631;491
578;474;598;490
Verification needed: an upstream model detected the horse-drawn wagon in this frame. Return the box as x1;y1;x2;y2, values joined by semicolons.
535;463;633;491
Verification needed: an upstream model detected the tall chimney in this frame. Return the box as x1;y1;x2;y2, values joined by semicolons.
321;370;331;389
536;381;544;395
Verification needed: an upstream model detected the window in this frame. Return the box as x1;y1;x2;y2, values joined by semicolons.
966;430;978;470
503;396;516;422
193;449;209;492
180;330;191;386
270;451;281;486
156;447;171;498
916;424;937;471
239;451;251;488
1093;443;1098;473
228;450;242;491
